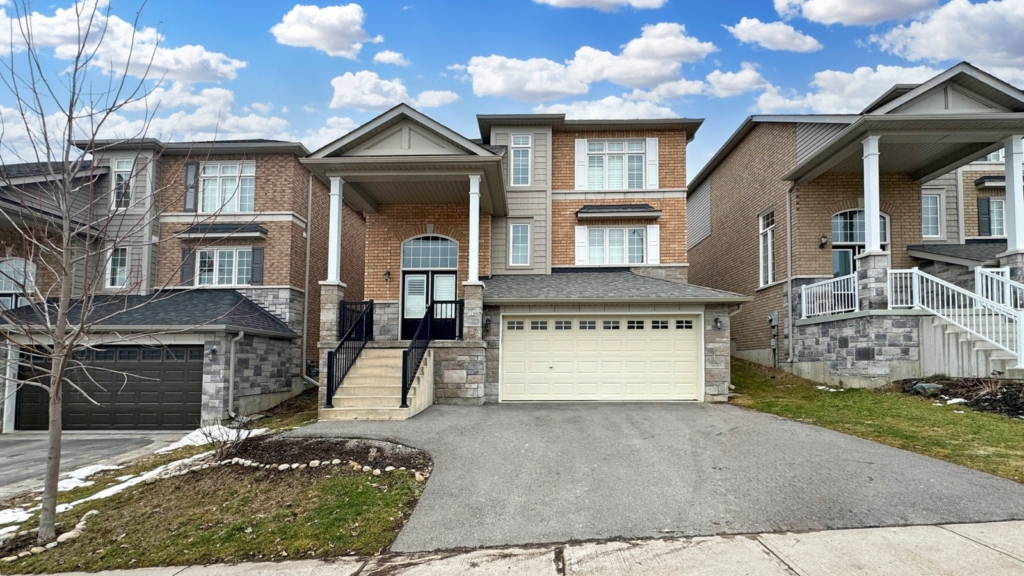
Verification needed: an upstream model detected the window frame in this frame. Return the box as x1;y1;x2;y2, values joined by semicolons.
921;192;943;238
0;258;35;310
112;159;134;211
586;140;645;191
510;134;531;187
991;197;1006;237
195;247;254;287
198;161;256;214
508;222;531;267
107;246;129;288
759;211;776;287
584;226;646;265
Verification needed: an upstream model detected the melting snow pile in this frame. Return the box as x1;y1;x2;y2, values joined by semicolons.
0;507;31;528
156;425;267;454
54;464;124;492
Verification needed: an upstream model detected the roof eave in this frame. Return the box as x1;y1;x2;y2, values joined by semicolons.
483;296;752;305
0;323;299;339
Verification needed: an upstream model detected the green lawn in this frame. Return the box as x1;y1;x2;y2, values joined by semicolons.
730;358;1024;484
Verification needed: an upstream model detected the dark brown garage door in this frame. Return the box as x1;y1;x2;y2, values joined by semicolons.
16;346;204;430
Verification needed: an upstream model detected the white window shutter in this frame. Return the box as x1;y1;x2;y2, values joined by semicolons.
574;139;588;190
647;224;660;265
575;226;589;265
645;137;659;190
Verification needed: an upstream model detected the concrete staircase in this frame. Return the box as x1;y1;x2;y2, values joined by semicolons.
920;315;1024;379
320;347;433;421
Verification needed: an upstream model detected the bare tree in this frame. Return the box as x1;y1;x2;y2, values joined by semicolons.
0;0;263;543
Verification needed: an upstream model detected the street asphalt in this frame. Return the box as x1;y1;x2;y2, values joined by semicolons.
290;403;1024;552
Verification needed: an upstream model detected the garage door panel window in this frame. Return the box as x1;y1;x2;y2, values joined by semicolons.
531;320;548;330
652;320;669;330
603;320;620;330
507;320;524;331
555;320;572;330
627;320;644;330
580;320;596;330
676;320;694;329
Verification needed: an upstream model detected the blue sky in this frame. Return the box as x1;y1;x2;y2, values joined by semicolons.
2;0;1023;175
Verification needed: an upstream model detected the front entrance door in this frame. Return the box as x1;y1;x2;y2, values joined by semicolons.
402;272;457;339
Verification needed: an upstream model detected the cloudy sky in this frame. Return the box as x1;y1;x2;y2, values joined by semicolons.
2;0;1022;174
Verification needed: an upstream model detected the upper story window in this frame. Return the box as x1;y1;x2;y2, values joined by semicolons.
984;149;1005;163
107;247;128;288
112;159;133;210
200;161;255;214
922;194;941;237
759;211;775;287
196;247;253;286
587;141;645;191
511;134;531;187
509;223;530;266
587;227;645;265
978;197;1005;237
0;258;35;310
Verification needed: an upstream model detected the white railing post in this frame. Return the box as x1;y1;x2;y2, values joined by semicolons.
854;274;860;312
801;284;807;319
911;267;921;309
886;269;893;310
975;267;983;297
1017;309;1024;369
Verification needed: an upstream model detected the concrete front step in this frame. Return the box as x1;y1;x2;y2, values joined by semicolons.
320;406;412;421
342;374;402;388
335;384;406;396
331;395;406;408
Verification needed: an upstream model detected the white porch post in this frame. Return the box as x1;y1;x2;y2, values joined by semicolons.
1005;135;1024;253
326;176;343;284
468;175;481;283
862;135;882;254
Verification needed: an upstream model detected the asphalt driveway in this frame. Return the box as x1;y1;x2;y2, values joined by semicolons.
292;403;1024;552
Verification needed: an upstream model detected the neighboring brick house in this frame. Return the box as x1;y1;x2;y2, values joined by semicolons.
1;141;365;432
688;62;1024;387
308;104;748;420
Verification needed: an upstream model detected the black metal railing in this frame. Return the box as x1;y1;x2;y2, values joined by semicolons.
325;300;374;408
430;300;464;341
401;304;433;408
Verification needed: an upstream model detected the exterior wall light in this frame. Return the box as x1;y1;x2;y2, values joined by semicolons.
819;235;828;249
383;270;391;282
713;317;723;330
484;317;492;333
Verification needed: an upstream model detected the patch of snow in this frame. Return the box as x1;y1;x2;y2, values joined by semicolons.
156;426;268;454
816;386;828;390
0;507;32;526
115;475;135;481
51;464;123;492
56;451;212;514
946;398;967;405
954;410;965;414
0;525;19;536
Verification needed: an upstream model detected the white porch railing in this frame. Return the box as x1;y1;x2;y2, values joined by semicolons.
975;267;1024;308
801;274;859;318
889;267;1024;367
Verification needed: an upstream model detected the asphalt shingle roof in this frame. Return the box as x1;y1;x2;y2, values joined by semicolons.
0;161;93;179
575;204;660;215
483;270;748;303
3;290;297;337
180;223;268;236
908;240;1007;264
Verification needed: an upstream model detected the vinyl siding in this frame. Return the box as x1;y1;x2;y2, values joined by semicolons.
491;189;549;274
795;123;849;165
921;171;959;244
688;179;711;249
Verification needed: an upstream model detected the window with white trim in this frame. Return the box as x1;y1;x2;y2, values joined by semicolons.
0;258;35;310
509;222;530;266
586;227;645;265
511;134;530;187
759;211;775;287
587;140;644;191
112;159;133;210
984;149;1005;163
991;198;1005;237
196;248;253;286
922;194;941;237
200;161;255;213
107;247;128;288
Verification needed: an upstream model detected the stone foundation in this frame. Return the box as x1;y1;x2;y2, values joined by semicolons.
432;341;487;405
856;252;891;311
201;332;303;424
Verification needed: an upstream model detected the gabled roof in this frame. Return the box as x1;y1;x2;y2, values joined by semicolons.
77;139;308;156
309;103;497;158
476;114;703;144
483;270;749;304
864;62;1024;115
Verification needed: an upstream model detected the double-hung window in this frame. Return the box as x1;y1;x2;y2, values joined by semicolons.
586;227;645;265
112;159;133;210
587;141;644;191
511;134;531;187
759;211;775;287
509;222;530;266
922;194;941;237
200;162;255;213
0;258;35;309
107;247;128;288
196;248;253;286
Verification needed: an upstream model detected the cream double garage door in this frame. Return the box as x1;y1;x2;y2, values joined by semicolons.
501;314;702;401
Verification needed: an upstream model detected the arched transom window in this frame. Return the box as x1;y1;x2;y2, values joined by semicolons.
401;236;458;270
0;258;36;310
831;210;890;277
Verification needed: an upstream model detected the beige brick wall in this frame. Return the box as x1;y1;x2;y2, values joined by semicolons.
961;169;1005;238
689;123;795;351
551;130;688;190
550;198;687;266
155;221;299;288
363;204;491;301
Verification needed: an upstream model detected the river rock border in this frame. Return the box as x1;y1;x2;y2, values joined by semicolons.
1;510;97;563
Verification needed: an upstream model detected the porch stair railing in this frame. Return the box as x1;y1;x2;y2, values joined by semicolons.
801;273;859;319
324;300;374;408
975;267;1024;309
401;299;464;408
889;268;1024;368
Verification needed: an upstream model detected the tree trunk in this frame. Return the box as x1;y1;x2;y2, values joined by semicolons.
37;369;62;543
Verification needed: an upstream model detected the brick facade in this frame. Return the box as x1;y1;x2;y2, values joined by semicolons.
549;197;687;266
551;130;688;191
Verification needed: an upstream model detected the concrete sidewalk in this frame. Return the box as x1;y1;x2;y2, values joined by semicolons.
14;520;1024;575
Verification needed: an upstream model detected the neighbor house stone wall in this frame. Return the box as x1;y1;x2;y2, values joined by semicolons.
201;333;303;423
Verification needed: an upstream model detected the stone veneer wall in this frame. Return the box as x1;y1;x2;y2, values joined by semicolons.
238;287;304;333
202;333;302;423
432;341;487;405
703;304;731;401
373;301;401;341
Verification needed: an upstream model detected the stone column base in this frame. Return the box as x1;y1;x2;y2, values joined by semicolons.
856;252;890;311
432;341;487;405
462;282;484;341
999;251;1024;283
318;282;345;408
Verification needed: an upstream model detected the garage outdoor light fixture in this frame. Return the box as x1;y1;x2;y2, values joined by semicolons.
383;270;391;282
713;317;723;330
819;235;828;249
484;317;492;333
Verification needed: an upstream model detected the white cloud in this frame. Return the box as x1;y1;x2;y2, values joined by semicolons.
627;78;707;102
249;102;274;115
533;0;666;10
871;0;1024;84
271;3;382;58
0;0;245;82
725;17;822;52
464;23;716;101
775;0;936;25
374;49;409;66
756;64;941;113
328;71;459;110
302;116;359;150
533;96;676;119
706;64;769;97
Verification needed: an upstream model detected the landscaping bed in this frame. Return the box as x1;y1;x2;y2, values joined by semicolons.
893;376;1024;419
2;436;431;574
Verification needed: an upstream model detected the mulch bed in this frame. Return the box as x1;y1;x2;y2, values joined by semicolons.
894;377;1024;419
231;436;432;471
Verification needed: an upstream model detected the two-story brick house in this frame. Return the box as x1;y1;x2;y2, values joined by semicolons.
309;105;747;420
1;140;365;432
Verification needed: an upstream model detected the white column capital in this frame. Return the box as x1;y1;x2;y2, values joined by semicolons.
468;174;482;193
329;176;344;196
1006;134;1023;155
862;135;880;156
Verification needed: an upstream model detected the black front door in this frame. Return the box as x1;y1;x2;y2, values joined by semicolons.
401;271;456;339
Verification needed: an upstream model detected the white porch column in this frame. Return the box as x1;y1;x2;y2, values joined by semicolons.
1005;135;1024;253
326;176;343;284
468;175;481;283
862;135;882;254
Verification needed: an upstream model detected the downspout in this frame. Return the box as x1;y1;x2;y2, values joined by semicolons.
228;331;244;419
786;182;797;364
302;174;319;388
